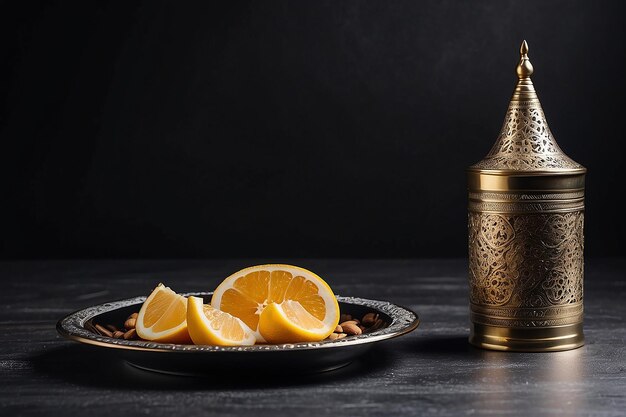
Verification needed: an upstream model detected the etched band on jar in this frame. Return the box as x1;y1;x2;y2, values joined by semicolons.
468;209;584;329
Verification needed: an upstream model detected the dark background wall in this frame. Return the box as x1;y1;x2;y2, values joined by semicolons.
2;0;625;259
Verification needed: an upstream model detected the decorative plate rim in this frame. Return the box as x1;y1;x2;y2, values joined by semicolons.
57;292;419;353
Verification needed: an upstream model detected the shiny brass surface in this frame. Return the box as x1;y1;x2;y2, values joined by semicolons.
467;41;586;352
468;172;585;192
468;40;585;173
470;323;584;352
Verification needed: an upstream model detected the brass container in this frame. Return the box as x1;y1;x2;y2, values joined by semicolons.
467;41;586;352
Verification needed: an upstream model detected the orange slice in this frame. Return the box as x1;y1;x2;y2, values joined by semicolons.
135;283;191;343
186;296;256;346
258;300;335;343
210;264;339;343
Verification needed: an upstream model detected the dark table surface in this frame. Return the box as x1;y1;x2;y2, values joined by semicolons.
1;259;625;417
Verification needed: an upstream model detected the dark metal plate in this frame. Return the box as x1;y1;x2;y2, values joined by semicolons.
57;293;419;375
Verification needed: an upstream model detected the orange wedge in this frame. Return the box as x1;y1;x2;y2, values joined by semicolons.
186;296;256;346
135;283;191;343
258;300;335;343
210;264;339;343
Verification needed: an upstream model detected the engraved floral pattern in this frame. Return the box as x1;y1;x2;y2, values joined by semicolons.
471;103;583;170
468;211;584;318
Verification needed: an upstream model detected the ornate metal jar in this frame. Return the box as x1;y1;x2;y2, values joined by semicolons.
467;41;586;351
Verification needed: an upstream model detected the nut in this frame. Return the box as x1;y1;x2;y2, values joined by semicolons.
339;320;359;328
95;324;113;337
113;331;125;339
371;318;385;330
341;322;362;335
334;325;343;333
327;333;340;340
362;313;378;326
105;324;118;333
123;328;137;340
124;317;137;330
339;314;352;323
336;333;347;339
128;312;138;320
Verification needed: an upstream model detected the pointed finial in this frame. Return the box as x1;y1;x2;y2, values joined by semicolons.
520;39;529;55
516;39;534;78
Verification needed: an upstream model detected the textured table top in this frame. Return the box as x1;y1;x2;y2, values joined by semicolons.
1;259;625;417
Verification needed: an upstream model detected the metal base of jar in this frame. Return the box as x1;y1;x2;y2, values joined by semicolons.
469;323;584;352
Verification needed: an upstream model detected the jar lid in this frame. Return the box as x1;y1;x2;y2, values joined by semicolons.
468;41;585;177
